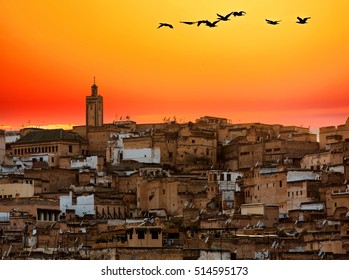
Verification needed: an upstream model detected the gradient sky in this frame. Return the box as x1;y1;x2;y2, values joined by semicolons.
1;0;349;131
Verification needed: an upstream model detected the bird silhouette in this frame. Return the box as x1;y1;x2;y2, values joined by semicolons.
197;20;209;26
217;12;234;21
180;21;197;25
233;11;246;17
296;17;311;24
205;20;220;28
265;19;281;25
158;23;173;29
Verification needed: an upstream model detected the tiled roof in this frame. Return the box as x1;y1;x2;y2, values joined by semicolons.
16;129;87;143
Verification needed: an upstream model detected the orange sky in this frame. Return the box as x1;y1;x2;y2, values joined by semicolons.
1;0;349;131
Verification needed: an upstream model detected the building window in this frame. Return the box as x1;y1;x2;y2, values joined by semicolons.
279;181;282;187
169;152;173;158
162;190;166;195
192;140;195;144
220;174;224;181
274;148;281;152
151;231;159;239
69;145;73;153
227;174;231;181
137;231;145;239
51;157;54;163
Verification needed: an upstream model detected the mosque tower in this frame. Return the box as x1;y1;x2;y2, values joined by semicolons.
86;77;103;127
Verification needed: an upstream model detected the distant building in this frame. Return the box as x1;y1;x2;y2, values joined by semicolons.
86;79;103;128
319;117;349;149
10;128;88;168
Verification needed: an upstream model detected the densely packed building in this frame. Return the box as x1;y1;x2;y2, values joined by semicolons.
1;81;349;260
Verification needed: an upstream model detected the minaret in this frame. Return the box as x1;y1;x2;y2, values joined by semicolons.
86;77;103;128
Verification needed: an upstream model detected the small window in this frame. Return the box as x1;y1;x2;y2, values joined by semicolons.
137;231;145;239
279;181;283;187
69;145;73;153
192;140;195;144
151;231;159;239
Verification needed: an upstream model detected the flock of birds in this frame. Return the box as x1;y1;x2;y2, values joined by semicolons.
158;11;311;29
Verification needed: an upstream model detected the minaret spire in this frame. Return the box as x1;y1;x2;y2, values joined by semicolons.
91;76;98;96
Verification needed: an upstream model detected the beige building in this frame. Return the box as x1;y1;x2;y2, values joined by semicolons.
126;225;163;248
0;130;5;165
319;117;349;149
224;139;319;171
243;167;288;214
176;125;217;172
10;128;88;168
0;181;34;198
136;168;208;216
301;151;343;171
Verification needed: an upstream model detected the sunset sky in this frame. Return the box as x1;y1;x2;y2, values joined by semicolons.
1;1;349;131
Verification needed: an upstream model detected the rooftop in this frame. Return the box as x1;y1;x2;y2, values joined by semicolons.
15;129;86;144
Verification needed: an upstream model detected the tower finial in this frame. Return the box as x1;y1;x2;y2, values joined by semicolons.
94;76;96;84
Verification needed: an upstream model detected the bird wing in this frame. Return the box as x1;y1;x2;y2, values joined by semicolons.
217;13;224;19
297;17;303;21
197;20;207;26
226;11;234;18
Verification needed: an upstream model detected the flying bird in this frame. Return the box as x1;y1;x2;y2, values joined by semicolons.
158;23;173;29
217;12;234;21
265;19;281;25
180;21;197;25
233;11;246;17
205;20;220;28
197;20;209;26
296;17;311;24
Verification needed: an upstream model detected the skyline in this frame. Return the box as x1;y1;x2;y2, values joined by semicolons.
1;1;349;131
